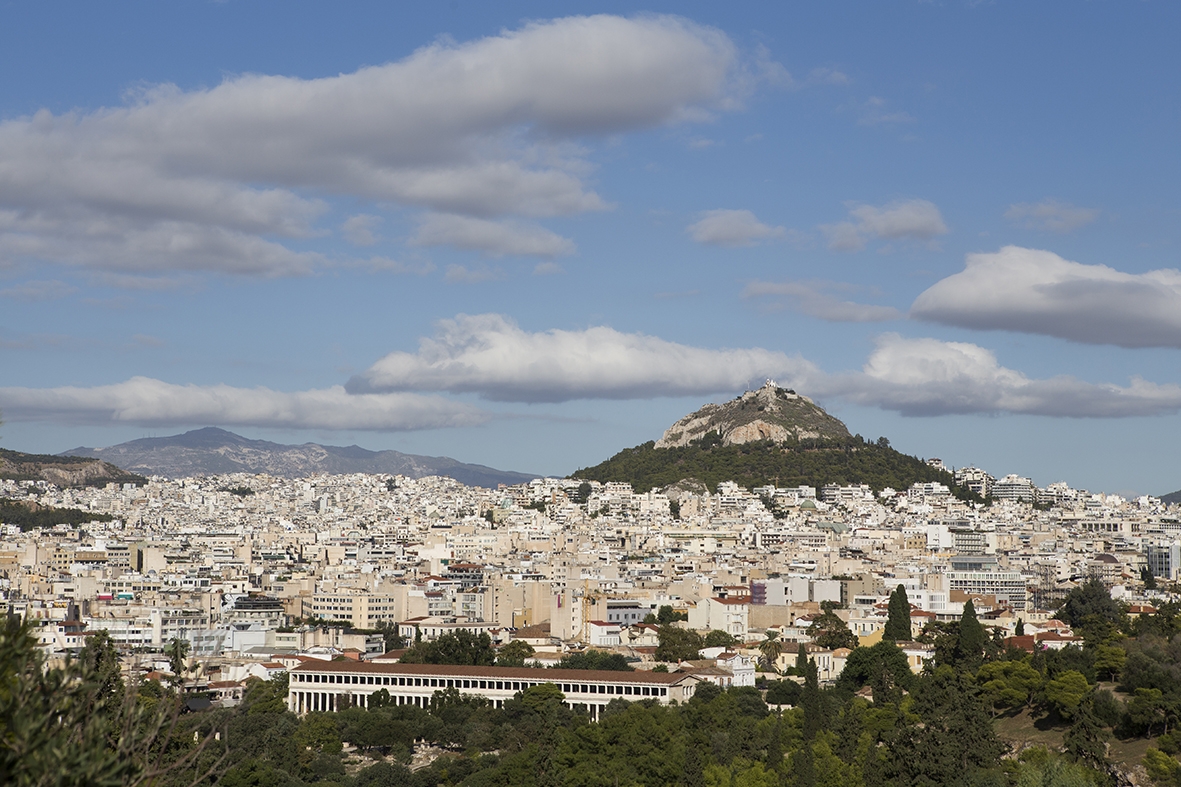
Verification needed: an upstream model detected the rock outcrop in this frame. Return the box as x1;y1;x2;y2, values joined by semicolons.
655;382;851;448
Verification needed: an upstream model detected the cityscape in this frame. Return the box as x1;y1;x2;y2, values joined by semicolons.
3;3;1181;786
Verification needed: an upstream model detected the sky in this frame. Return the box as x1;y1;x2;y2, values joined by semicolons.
1;1;1179;497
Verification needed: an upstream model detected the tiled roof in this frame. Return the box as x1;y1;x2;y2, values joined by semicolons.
291;660;690;684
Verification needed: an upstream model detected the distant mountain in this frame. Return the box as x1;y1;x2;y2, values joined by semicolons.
1162;489;1181;505
63;428;537;488
0;448;145;488
574;383;978;501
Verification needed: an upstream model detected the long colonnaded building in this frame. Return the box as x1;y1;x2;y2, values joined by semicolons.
287;660;701;720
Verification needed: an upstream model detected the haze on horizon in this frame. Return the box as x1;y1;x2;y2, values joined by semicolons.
1;2;1179;498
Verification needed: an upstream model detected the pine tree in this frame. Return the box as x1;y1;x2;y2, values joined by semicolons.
883;584;911;642
802;657;822;742
957;599;986;666
1064;695;1112;775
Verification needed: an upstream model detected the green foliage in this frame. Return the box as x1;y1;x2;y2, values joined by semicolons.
0;617;213;787
976;659;1042;714
836;641;914;704
555;650;633;671
1144;748;1180;785
1055;579;1126;634
0;497;114;530
571;437;983;502
657;605;689;624
656;625;704;662
398;629;496;666
758;631;783;672
497;639;536;667
883;585;911;642
1043;671;1092;721
809;610;858;650
958;600;988;667
705;630;738;649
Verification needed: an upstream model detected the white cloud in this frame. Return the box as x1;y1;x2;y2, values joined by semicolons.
348;313;1181;418
821;199;947;251
911;245;1181;348
821;334;1181;418
1005;199;1100;233
342;214;381;246
348;313;818;402
0;15;738;274
0;377;489;431
687;209;786;246
413;213;575;258
742;280;902;322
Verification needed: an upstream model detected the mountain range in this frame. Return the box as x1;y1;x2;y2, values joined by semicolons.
63;428;537;488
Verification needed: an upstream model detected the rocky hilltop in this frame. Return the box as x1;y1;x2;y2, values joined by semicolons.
0;448;145;488
655;381;851;448
63;427;536;488
575;385;973;499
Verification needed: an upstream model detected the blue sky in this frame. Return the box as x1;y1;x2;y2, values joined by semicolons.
1;1;1179;496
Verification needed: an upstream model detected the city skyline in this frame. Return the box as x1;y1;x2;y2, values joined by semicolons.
2;2;1180;496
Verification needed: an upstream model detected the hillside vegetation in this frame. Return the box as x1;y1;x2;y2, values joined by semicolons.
0;447;145;488
573;435;982;503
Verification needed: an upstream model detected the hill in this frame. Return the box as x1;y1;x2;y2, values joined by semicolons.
0;447;145;488
574;384;978;501
63;427;537;488
1161;489;1181;505
656;382;851;447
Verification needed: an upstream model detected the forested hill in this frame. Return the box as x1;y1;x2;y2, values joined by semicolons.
573;435;980;502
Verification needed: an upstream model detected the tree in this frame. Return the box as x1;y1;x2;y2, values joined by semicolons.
1063;695;1111;774
556;650;633;671
704;630;737;649
976;658;1042;714
956;600;987;666
1042;670;1091;721
801;657;823;741
1142;566;1158;591
497;640;535;667
399;629;495;666
757;631;783;672
165;637;191;688
0;617;219;787
836;641;914;704
809;610;857;650
883;584;911;642
1056;578;1124;631
1015;618;1025;637
655;625;703;662
656;605;688;625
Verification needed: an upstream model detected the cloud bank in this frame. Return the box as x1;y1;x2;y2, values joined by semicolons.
911;246;1181;348
348;314;818;402
0;15;740;275
822;334;1181;418
0;378;489;431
